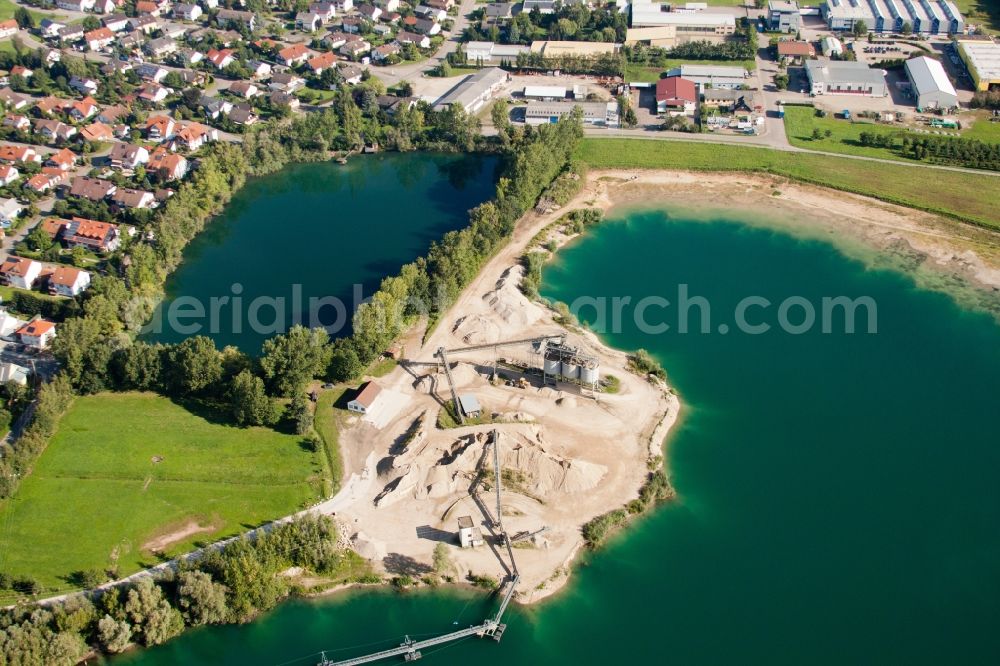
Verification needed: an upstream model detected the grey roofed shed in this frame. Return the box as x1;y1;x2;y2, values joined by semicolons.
904;56;958;110
458;393;481;417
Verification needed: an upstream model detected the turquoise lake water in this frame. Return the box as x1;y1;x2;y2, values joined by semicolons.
120;206;1000;665
147;154;498;353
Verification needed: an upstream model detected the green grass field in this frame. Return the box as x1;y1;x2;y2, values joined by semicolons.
783;107;999;163
953;0;1000;34
624;59;756;83
0;393;324;593
963;115;1000;143
575;137;1000;230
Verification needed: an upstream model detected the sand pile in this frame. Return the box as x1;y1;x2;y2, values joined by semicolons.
482;265;543;329
452;314;500;346
373;430;605;508
351;532;387;561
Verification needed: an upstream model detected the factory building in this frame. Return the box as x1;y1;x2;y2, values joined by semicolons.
822;0;964;34
666;64;751;89
805;60;888;96
524;100;620;127
630;2;736;42
432;67;508;113
904;56;958;109
957;40;1000;92
767;0;802;33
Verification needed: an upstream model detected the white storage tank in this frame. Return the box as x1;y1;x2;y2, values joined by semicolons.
544;356;561;376
580;364;599;385
561;361;579;379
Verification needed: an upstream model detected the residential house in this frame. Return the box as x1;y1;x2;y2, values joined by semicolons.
334;0;354;10
396;30;430;49
102;13;130;31
322;31;351;49
0;145;40;165
372;41;401;63
228;104;258;125
111;188;156;209
206;48;236;69
414;5;446;22
9;66;32;80
0;256;41;289
228;80;260;98
655;76;697;115
2;114;29;131
200;95;232;119
147;148;187;180
97;104;129;125
177;70;207;86
248;60;272;79
347;381;382;413
109;143;150;169
102;59;132;76
357;4;382;21
57;25;84;43
162;23;188;40
340;39;371;59
85;27;116;51
278;43;313;66
0;88;28;110
80;121;115;142
296;11;322;31
93;0;117;13
138;82;171;104
310;2;337;20
268;72;306;92
46;148;77;171
16;319;57;349
411;17;440;35
70;177;117;201
0;19;18;40
375;0;401;10
341;16;365;33
63;217;121;252
202;0;219;7
136;63;169;82
173;122;217;151
69;96;99;121
129;15;161;34
174;2;203;20
48;266;91;297
34;119;77;142
338;63;365;84
69;76;99;95
216;8;257;30
146;36;178;58
56;0;93;13
0;198;23;228
136;0;163;15
34;95;69;116
0;362;30;386
0;165;18;186
40;19;66;38
307;50;338;75
26;168;70;194
269;90;300;110
118;31;148;51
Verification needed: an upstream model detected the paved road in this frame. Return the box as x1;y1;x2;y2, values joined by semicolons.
376;0;478;88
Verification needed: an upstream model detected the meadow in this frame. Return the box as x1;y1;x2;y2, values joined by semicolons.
0;392;324;594
575;137;1000;229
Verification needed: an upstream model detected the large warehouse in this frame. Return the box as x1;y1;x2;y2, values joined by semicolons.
630;1;736;42
805;60;888;97
822;0;965;35
957;40;1000;92
524;100;619;127
904;56;958;109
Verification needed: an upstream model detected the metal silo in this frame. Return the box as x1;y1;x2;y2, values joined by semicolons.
579;363;599;385
561;361;579;379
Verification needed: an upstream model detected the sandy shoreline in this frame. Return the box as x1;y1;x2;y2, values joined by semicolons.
327;167;999;610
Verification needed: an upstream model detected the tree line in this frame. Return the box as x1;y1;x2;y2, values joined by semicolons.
857;131;1000;171
0;515;365;664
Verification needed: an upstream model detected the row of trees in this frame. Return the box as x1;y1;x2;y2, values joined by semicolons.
855;132;1000;171
0;515;360;664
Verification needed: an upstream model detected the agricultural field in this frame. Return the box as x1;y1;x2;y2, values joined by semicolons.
624;59;756;83
575;137;1000;229
0;392;325;593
